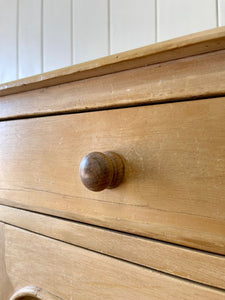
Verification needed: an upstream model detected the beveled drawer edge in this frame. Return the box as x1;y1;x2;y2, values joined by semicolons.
1;204;224;290
1;49;225;121
1;26;225;98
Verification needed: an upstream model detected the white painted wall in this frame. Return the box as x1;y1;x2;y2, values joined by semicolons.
0;0;224;83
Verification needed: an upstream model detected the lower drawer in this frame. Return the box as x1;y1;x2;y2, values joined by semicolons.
0;98;225;254
1;223;224;300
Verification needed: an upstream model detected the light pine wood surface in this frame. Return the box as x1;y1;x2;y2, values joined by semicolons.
1;48;225;120
1;26;225;97
1;223;225;300
0;98;225;254
0;223;13;300
0;205;224;290
1;26;225;300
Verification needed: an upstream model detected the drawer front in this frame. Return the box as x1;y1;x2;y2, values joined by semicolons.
1;205;225;290
0;98;225;254
1;223;225;300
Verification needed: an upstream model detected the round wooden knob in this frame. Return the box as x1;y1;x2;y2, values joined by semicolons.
79;151;125;192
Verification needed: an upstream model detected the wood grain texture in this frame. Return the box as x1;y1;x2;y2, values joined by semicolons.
0;223;14;300
0;98;225;254
1;48;225;120
2;224;225;300
0;205;225;290
0;26;225;97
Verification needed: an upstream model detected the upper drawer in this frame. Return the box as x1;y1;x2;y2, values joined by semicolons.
0;98;225;254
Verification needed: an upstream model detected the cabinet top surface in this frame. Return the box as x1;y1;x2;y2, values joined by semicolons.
1;26;225;97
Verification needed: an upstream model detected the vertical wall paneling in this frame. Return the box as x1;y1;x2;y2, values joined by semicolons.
218;0;225;25
73;0;108;64
0;0;17;83
18;0;42;78
110;0;155;54
43;0;71;72
157;0;217;42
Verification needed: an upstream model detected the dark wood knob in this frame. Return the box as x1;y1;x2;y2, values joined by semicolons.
79;151;125;192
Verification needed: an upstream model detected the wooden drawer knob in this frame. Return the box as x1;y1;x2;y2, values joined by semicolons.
79;151;125;192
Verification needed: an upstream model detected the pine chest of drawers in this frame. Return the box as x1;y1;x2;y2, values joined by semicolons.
1;27;225;300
